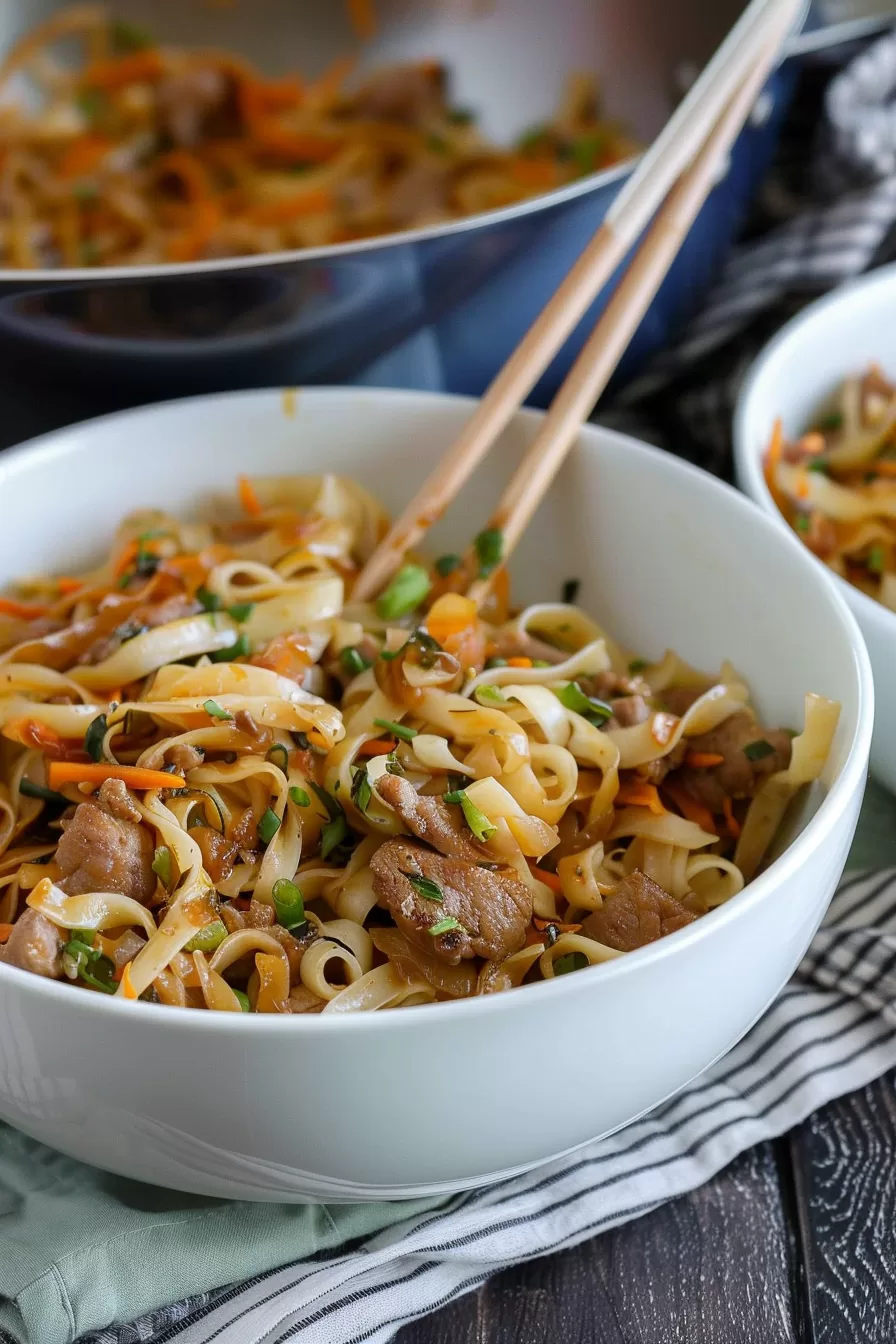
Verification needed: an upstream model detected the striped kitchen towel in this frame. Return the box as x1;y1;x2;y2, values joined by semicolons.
72;867;896;1344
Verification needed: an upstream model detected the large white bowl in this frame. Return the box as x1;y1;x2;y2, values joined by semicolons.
0;389;873;1202
734;263;896;795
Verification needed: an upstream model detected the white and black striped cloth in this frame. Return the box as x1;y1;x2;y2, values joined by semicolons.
79;870;896;1344
71;26;896;1344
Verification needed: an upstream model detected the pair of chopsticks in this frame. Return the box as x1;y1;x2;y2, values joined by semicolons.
353;0;805;607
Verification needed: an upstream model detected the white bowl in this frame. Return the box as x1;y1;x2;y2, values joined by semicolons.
734;263;896;796
0;388;873;1202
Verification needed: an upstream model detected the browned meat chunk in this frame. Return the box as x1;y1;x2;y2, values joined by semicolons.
676;711;793;813
376;773;488;862
660;686;705;717
582;871;696;952
156;68;233;147
582;670;646;699
82;595;202;664
370;836;531;964
234;710;272;747
609;694;649;728
489;629;568;665
638;739;687;785
388;163;450;226
96;777;142;824
56;801;156;903
349;63;445;124
0;908;64;978
165;743;205;773
192;825;238;885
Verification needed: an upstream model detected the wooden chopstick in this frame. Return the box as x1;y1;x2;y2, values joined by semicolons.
352;0;804;602
464;20;799;605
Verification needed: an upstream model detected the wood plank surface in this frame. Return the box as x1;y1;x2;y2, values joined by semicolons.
397;1143;799;1344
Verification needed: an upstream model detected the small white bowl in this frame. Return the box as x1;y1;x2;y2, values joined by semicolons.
735;263;896;795
0;388;873;1201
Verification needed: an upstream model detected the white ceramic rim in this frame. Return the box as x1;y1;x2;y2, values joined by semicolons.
0;385;874;1032
733;260;896;639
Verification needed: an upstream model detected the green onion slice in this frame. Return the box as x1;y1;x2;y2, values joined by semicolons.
265;744;290;775
743;738;775;762
258;807;281;845
151;845;173;891
375;564;431;620
473;527;503;578
203;699;232;721
373;718;418;742
429;917;464;937
272;878;306;931
185;920;228;954
553;950;588;975
289;786;310;808
405;873;444;902
83;713;108;763
340;646;371;676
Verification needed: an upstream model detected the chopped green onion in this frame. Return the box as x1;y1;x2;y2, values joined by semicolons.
373;718;418;742
807;460;828;475
427;133;448;153
444;789;497;842
84;713;108;763
448;107;474;125
321;813;350;860
379;647;402;661
385;753;404;776
817;411;843;432
485;656;508;669
151;845;173;891
227;602;254;623
628;658;647;674
73;180;99;204
405;873;444;902
474;685;506;706
265;744;290;774
289;786;310;807
209;633;249;663
795;514;810;535
743;739;775;762
517;125;547;153
435;553;462;577
532;659;552;669
76;88;106;124
272;878;306;931
233;989;251;1012
473;527;503;578
65;935;117;993
553;950;588;976
19;778;67;804
185;920;228;954
868;544;886;574
258;807;281;845
310;781;342;821
340;646;371;677
203;699;232;721
429;917;465;937
351;768;372;815
561;578;580;604
110;18;153;50
197;586;222;612
553;681;613;724
571;133;606;175
442;789;464;804
376;564;431;620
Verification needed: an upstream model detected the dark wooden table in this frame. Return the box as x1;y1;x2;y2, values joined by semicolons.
399;1074;896;1344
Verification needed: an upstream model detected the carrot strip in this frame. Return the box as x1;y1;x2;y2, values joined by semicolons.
56;577;84;596
685;751;725;769
614;781;665;815
165;200;222;263
0;596;48;619
506;656;533;668
48;762;185;791
238;475;263;517
59;134;112;179
722;797;741;839
0;924;13;944
252;123;342;162
357;737;396;756
528;864;562;893
120;962;138;999
83;50;165;89
510;157;558;190
426;593;477;645
764;417;789;517
662;782;717;835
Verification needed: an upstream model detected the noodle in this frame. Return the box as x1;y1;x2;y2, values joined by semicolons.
0;470;839;1011
0;6;637;270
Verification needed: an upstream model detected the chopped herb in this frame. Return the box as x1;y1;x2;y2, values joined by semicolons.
351;768;372;815
73;180;99;205
517;124;547;153
76;88;107;124
310;781;342;821
234;989;251;1012
865;471;878;484
444;789;497;842
210;633;249;663
435;553;461;577
376;564;431;620
321;813;350;861
373;717;418;742
807;459;828;474
83;713;108;763
553;681;613;724
485;656;508;669
110;18;153;50
817;411;843;432
340;646;371;677
628;659;647;674
203;699;232;721
64;935;117;993
427;133;448;153
258;807;281;845
151;845;173;891
19;778;67;804
743;738;775;762
561;578;580;604
289;786;311;807
442;789;464;804
385;752;404;776
795;514;810;535
272;878;306;931
868;544;886;574
448;107;474;125
473;527;503;578
405;873;444;902
571;132;606;175
554;950;588;975
379;647;401;661
197;586;221;612
429;916;465;937
185;920;228;953
228;602;254;623
474;685;506;705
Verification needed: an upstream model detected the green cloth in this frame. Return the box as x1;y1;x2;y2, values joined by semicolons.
0;779;892;1344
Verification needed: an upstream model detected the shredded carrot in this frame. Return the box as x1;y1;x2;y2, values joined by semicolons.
252;123;342;162
615;781;665;815
764;417;789;516
83;49;165;89
307;54;356;108
58;134;112;179
722;797;741;839
238;475;263;517
528;864;562;893
166;200;221;262
0;924;13;945
0;596;48;619
247;188;334;226
533;915;582;934
357;737;396;756
510;157;559;189
799;432;825;455
426;593;477;646
119;962;138;1000
506;656;533;669
56;577;84;596
662;782;717;835
113;538;140;579
685;751;725;769
238;74;304;125
47;762;185;791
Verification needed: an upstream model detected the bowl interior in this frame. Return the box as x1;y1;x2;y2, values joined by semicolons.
0;386;866;857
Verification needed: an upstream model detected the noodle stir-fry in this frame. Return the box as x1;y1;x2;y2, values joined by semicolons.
765;364;896;612
0;6;636;269
0;473;839;1012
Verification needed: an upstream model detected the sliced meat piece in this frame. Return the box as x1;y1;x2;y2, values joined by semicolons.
676;710;793;813
376;773;487;862
489;629;568;665
56;800;156;903
370;836;532;964
608;694;649;728
660;685;705;717
639;739;687;785
582;670;645;700
388;163;451;227
582;871;696;952
156;67;233;146
96;777;142;824
165;743;205;772
0;908;65;978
